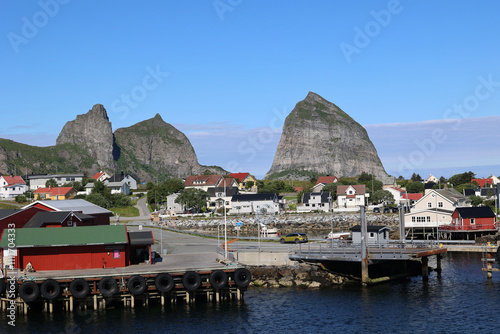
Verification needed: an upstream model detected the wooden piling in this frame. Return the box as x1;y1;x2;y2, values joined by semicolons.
422;256;429;281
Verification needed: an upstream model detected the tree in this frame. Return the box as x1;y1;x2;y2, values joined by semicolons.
245;180;254;190
175;188;209;213
45;179;57;187
91;181;111;198
397;175;405;181
371;190;395;206
469;195;483;207
322;183;338;200
358;172;373;182
448;171;475;187
411;173;422;182
439;176;447;184
147;178;184;207
406;181;424;194
15;195;26;203
86;193;111;208
111;193;131;207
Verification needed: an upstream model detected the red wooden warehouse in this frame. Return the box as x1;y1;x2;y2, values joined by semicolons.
440;206;497;240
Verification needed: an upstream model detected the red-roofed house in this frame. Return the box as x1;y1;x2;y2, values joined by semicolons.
337;185;367;209
472;178;493;188
184;175;223;191
228;173;257;192
34;187;77;201
312;176;338;192
219;178;238;188
92;171;110;182
0;175;28;198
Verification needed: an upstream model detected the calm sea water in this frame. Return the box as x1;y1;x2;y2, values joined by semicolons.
1;252;499;334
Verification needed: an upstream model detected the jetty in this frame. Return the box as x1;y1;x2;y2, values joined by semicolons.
0;253;251;314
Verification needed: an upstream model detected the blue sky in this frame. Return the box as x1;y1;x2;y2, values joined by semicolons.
1;1;500;179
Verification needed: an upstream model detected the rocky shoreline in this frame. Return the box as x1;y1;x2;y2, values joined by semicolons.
247;263;350;288
167;212;401;238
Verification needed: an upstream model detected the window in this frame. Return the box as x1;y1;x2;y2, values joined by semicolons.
349;190;353;194
438;202;443;208
113;250;120;259
426;216;431;222
427;202;432;208
67;220;73;226
470;218;475;225
369;232;375;238
412;217;416;222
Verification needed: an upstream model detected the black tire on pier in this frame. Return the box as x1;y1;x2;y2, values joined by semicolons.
155;273;174;293
209;270;228;290
295;239;300;244
40;279;61;300
127;275;147;296
98;277;118;297
69;278;90;299
182;271;201;291
233;268;252;288
19;281;40;303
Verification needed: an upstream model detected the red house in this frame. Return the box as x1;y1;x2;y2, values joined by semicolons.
0;207;46;232
0;225;154;271
472;178;493;188
440;207;497;240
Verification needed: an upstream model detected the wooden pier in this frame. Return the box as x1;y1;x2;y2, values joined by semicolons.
0;253;252;314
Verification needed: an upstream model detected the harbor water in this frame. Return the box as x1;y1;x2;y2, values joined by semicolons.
1;252;499;333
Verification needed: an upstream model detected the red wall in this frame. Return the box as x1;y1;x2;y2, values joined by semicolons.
17;245;127;271
451;211;496;230
0;207;45;232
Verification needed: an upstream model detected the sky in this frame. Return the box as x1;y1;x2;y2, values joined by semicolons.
1;0;500;179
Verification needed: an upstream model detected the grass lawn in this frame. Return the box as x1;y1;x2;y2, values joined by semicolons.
110;206;140;217
0;201;21;209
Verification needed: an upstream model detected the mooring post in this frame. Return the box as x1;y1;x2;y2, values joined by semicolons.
422;256;429;281
131;295;135;308
360;205;369;284
399;203;405;244
93;295;98;310
486;248;493;279
70;296;73;312
161;292;165;306
436;254;442;274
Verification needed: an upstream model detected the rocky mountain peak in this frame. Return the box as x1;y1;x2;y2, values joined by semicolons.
266;92;389;181
56;104;116;170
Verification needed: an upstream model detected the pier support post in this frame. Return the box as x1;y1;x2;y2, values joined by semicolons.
93;295;98;310
49;300;53;314
486;249;494;279
131;295;135;308
360;206;370;284
23;302;28;314
436;254;442;274
422;256;429;281
70;296;73;312
161;293;165;306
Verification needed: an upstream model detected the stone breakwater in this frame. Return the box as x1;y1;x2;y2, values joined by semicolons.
168;213;401;237
248;264;349;288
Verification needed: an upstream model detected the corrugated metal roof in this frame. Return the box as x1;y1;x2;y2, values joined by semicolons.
23;199;112;215
128;231;154;245
0;225;127;248
456;207;495;219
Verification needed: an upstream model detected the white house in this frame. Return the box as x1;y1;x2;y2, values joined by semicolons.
106;182;130;195
337;185;367;209
106;172;138;190
26;174;84;190
297;192;331;212
166;193;184;214
311;176;338;193
228;193;282;215
0;175;28;199
425;174;439;184
404;189;471;239
207;187;239;212
351;225;390;244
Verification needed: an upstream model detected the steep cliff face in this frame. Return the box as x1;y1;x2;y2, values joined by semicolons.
56;104;116;170
265;92;389;181
113;114;203;181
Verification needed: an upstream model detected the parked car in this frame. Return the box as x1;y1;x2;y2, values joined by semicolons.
392;207;399;213
280;233;308;244
383;207;391;213
373;207;380;213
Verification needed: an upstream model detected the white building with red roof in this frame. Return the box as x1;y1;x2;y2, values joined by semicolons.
0;175;28;198
92;171;110;182
336;184;367;210
312;175;338;192
184;175;223;192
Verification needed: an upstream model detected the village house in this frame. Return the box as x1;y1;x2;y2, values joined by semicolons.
207;186;239;212
228;193;283;215
311;176;338;193
439;206;497;240
34;186;78;200
351;225;390;244
471;178;494;188
228;173;258;192
92;171;111;182
26;173;84;190
297;192;331;212
0;175;28;199
23;211;96;228
425;174;439;184
22;199;113;226
105;172;138;190
336;185;367;210
184;174;223;192
404;189;471;239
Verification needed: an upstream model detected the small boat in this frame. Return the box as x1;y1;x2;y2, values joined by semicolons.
327;232;351;240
